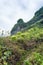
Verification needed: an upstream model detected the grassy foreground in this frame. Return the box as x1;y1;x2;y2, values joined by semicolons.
0;26;43;65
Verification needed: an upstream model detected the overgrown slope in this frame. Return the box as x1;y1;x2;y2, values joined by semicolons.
0;20;43;65
0;7;43;65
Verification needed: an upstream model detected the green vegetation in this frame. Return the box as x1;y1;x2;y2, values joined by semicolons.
11;26;43;41
0;38;12;65
24;52;43;65
10;23;43;65
0;23;43;65
0;7;43;65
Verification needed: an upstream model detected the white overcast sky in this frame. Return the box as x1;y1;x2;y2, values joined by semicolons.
0;0;43;31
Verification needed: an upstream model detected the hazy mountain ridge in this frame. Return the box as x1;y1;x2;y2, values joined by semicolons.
11;7;43;35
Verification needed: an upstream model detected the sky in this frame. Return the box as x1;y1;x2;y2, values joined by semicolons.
0;0;43;31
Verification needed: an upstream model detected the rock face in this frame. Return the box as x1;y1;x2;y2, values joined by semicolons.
11;19;27;35
11;7;43;35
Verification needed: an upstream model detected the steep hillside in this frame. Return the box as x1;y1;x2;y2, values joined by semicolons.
0;7;43;65
0;21;43;65
11;7;43;35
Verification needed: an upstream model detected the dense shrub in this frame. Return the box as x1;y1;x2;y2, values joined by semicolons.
24;52;43;65
11;27;43;41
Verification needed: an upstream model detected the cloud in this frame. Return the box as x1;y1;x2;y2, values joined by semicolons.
0;0;43;31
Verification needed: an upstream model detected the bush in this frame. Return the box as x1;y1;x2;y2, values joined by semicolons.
11;36;17;41
24;52;43;65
